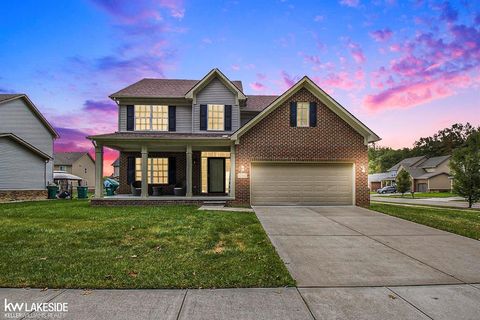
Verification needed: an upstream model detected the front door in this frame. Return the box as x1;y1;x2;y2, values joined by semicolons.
208;158;225;193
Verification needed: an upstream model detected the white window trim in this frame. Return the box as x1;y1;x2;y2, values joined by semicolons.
134;105;169;131
297;102;310;128
135;158;169;184
207;104;225;131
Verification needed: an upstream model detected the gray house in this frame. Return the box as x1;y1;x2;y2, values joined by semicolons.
0;94;58;201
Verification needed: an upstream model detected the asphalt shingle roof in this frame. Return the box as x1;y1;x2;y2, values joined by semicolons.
418;155;450;168
54;152;88;165
244;95;279;112
110;79;243;98
388;156;426;171
0;94;24;103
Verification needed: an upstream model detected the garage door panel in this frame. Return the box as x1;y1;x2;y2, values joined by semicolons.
251;163;353;206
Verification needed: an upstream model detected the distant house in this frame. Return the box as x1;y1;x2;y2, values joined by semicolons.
111;158;120;179
54;152;96;190
368;155;452;192
0;94;58;201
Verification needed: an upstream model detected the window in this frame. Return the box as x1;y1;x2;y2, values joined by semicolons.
84;168;87;174
59;166;66;171
135;158;169;184
135;105;168;131
297;102;310;127
207;104;224;130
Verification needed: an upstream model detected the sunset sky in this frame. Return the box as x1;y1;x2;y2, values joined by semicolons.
1;0;479;175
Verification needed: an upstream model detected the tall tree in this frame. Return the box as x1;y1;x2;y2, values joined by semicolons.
413;123;477;157
396;170;411;197
450;131;480;208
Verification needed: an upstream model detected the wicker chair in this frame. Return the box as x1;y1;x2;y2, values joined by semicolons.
130;181;141;196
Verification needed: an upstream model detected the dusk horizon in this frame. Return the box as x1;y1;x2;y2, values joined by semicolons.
1;0;479;175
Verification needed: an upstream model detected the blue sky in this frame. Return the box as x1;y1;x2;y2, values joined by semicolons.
1;0;479;171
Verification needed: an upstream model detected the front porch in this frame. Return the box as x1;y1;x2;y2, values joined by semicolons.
90;133;236;203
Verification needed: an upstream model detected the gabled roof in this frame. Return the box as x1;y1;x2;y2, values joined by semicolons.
231;76;380;144
244;95;278;112
388;156;426;172
418;155;450;168
110;77;244;99
0;94;59;138
54;152;94;165
185;68;246;100
0;133;52;160
368;171;396;183
398;165;426;179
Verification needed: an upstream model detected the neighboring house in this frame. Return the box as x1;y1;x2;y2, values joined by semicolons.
111;158;120;179
0;94;58;201
54;152;96;190
368;171;396;191
89;68;380;206
368;155;452;192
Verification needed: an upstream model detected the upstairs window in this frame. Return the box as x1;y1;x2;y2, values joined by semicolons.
296;102;310;127
135;158;168;184
135;105;168;131
208;104;224;131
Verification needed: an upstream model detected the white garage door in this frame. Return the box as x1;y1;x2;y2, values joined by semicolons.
251;163;353;206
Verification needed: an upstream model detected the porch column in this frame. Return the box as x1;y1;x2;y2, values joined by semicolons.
229;143;236;197
186;144;193;197
141;145;148;198
94;144;103;198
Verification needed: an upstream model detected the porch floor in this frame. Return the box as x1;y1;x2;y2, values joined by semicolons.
92;194;234;203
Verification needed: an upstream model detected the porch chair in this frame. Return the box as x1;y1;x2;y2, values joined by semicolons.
130;181;142;196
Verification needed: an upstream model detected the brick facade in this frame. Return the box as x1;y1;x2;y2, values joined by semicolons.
0;190;47;202
232;87;369;207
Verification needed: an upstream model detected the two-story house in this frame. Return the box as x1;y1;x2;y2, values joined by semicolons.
0;94;58;201
369;155;452;192
89;69;380;206
54;152;96;190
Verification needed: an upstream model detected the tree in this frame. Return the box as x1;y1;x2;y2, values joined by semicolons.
413;123;477;157
450;131;480;208
396;170;411;197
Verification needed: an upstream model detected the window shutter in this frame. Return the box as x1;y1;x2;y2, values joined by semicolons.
126;105;134;131
309;102;317;127
224;105;232;131
168;106;176;131
127;156;135;185
290;102;297;127
200;104;207;130
168;157;176;185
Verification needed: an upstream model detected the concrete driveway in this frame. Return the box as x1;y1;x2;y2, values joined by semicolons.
254;206;480;287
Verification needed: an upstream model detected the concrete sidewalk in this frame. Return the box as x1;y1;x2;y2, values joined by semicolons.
371;194;480;209
2;285;480;320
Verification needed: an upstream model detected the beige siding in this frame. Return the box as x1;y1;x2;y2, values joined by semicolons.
428;174;451;191
71;154;96;190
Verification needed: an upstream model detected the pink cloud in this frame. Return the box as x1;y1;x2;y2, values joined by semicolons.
231;64;240;71
249;82;266;91
347;41;366;64
339;0;360;8
369;28;393;42
83;100;117;115
364;74;473;111
279;71;300;90
54;127;118;175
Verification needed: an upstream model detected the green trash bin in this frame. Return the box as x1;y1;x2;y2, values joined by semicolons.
105;187;114;196
47;185;58;199
77;186;88;199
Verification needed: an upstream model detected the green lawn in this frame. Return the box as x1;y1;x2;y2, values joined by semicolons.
370;203;480;240
377;192;458;199
0;200;293;289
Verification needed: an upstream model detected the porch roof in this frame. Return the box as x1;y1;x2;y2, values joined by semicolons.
87;132;233;150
